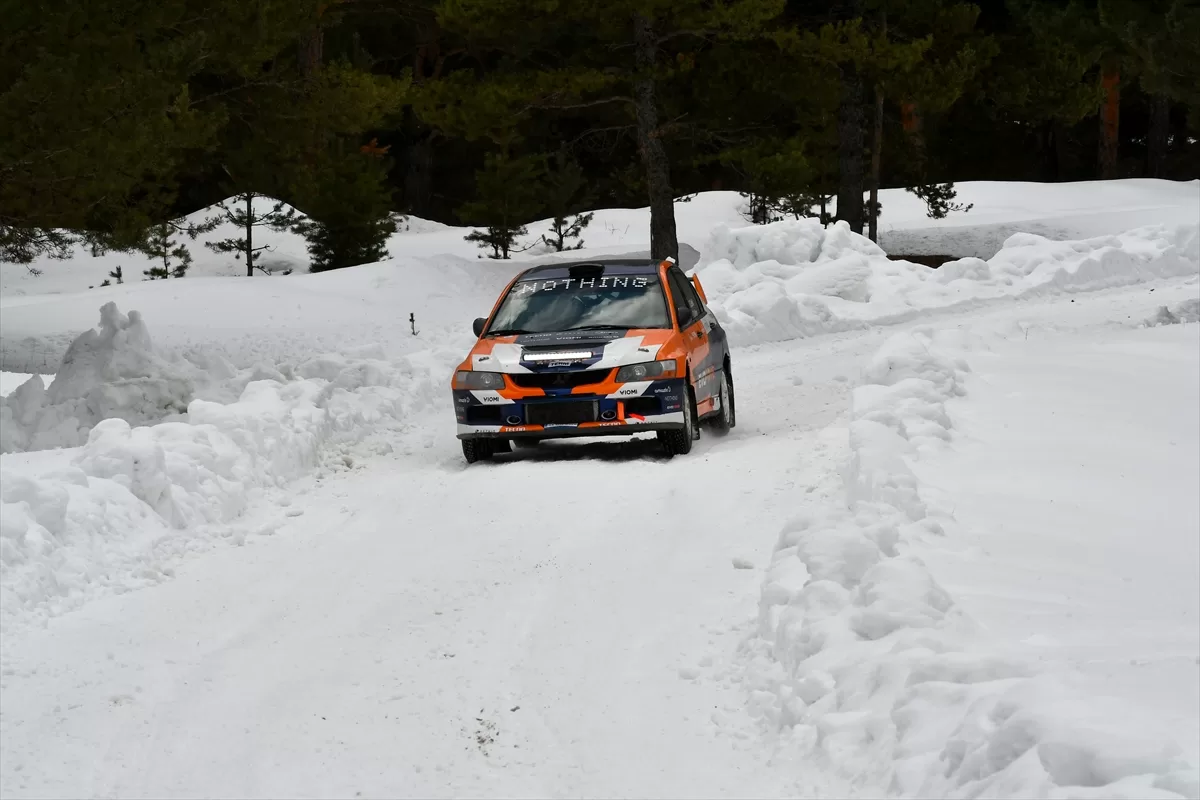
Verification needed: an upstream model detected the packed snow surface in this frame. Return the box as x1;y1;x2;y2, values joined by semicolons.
1;180;1197;798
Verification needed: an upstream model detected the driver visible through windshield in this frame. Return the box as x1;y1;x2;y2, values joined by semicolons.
486;272;671;335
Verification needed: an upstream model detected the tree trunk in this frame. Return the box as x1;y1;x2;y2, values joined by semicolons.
245;194;254;277
299;5;325;162
866;8;886;243
1147;93;1170;178
1040;123;1055;179
1052;119;1069;180
632;13;679;262
404;133;436;217
836;62;866;234
1098;64;1120;179
299;13;323;85
868;85;884;242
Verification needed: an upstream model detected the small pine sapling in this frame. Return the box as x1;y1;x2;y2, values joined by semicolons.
540;154;596;252
205;192;297;276
458;153;546;260
138;215;217;280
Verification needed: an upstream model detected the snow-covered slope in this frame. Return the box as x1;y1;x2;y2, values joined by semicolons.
3;178;1196;298
875;178;1200;258
1;180;1197;799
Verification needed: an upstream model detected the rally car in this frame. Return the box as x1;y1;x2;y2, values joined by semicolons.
451;257;736;463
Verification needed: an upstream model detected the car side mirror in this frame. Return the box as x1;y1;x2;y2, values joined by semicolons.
691;274;708;304
472;318;486;337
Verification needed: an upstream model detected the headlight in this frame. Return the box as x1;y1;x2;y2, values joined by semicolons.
454;370;505;390
615;360;677;383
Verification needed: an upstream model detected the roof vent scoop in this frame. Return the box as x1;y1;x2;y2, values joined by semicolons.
567;263;606;279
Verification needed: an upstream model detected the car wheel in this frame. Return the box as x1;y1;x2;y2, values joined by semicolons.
658;386;697;456
462;438;494;464
709;367;736;436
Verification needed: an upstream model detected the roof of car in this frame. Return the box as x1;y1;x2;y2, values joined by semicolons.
517;259;664;280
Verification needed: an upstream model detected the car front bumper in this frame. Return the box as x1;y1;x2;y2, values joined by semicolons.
453;377;688;440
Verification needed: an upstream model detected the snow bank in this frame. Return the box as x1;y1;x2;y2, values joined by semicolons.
0;302;273;453
876;178;1200;259
696;220;1200;346
0;303;200;453
0;311;456;631
1145;297;1200;327
743;327;1199;798
0;372;39;398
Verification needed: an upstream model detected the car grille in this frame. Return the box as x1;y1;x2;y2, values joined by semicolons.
623;397;660;416
525;401;599;425
466;405;505;425
508;369;611;389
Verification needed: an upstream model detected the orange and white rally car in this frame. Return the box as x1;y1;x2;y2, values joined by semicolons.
451;258;736;463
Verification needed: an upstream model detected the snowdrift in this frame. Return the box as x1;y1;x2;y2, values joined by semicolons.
0;303;456;630
744;327;1199;798
696;219;1200;346
3;303;201;453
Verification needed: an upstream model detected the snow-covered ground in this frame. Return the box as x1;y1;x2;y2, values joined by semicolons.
1;179;1197;798
917;324;1200;771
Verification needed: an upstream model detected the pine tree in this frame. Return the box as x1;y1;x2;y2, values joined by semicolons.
137;215;217;280
774;1;991;235
0;0;314;262
270;56;409;272
719;136;836;224
458;153;547;259
289;151;398;271
205;193;298;276
540;154;596;251
908;182;973;218
1099;0;1200;177
141;225;194;280
425;0;786;261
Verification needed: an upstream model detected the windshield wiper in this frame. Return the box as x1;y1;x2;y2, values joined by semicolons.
486;328;532;336
560;324;634;332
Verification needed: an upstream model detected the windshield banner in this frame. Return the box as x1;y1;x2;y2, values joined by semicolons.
512;275;653;295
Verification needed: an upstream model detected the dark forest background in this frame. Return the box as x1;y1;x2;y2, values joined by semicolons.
3;0;1197;270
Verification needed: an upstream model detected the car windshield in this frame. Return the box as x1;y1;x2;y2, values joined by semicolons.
487;273;670;334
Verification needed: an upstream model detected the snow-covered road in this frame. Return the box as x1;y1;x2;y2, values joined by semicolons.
0;330;881;798
4;278;1196;798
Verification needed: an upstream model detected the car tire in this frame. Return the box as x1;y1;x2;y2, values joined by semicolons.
658;386;697;457
462;438;494;464
708;367;736;436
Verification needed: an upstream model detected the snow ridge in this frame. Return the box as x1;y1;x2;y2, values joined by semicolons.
696;220;1199;347
0;306;449;633
743;327;1198;799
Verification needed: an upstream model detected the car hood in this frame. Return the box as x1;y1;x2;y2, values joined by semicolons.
467;328;674;374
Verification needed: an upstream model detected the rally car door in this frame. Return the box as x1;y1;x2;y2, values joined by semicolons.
666;268;716;409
